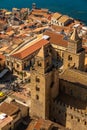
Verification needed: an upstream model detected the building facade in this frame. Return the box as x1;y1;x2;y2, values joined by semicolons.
29;42;59;119
64;28;85;70
29;29;87;130
51;69;87;130
4;29;87;130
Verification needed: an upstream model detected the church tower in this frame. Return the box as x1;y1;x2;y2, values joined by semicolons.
64;28;85;70
29;41;59;119
32;3;36;10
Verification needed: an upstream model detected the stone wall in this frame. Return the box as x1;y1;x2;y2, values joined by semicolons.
64;50;85;71
51;100;87;130
59;79;87;102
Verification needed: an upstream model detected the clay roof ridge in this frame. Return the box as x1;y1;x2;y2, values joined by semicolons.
12;39;49;59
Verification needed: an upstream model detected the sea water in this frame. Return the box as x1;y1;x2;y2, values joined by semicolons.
0;0;87;24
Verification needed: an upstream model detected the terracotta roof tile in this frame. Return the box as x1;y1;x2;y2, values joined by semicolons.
58;15;72;23
0;102;19;116
6;30;14;36
20;8;28;13
0;115;13;128
0;34;8;39
52;12;62;19
12;39;49;59
34;119;43;129
59;69;87;87
44;31;68;47
0;54;5;61
32;9;48;13
83;46;87;53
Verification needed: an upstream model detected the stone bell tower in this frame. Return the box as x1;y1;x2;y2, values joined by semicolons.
64;28;85;71
30;41;59;119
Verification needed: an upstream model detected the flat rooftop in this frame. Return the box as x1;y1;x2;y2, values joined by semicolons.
0;114;13;128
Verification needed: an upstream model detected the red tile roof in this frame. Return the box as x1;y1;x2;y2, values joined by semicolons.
0;34;8;39
44;31;68;47
20;8;28;13
83;45;87;53
12;39;49;60
0;54;5;61
44;31;86;52
34;119;43;130
0;102;19;116
35;119;53;130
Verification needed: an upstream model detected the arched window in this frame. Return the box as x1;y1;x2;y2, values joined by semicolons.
37;61;42;67
84;121;86;125
68;63;70;67
36;76;40;82
78;118;80;122
68;55;72;61
71;115;73;119
36;95;39;100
